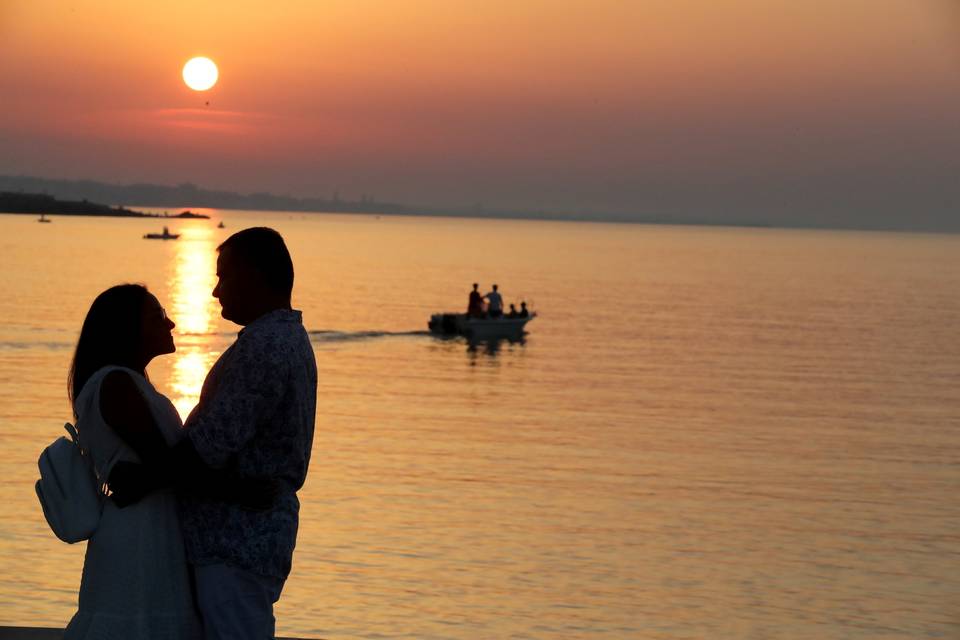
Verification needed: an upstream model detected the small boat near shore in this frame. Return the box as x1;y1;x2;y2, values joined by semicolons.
37;214;52;223
143;226;179;240
428;312;536;340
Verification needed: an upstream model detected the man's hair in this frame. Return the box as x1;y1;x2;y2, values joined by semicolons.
218;227;294;297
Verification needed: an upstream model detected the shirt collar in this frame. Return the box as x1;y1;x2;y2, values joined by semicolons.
238;308;302;337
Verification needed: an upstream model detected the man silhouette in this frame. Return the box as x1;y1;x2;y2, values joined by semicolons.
485;284;503;318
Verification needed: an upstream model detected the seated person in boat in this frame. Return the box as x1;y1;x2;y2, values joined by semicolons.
506;303;519;318
519;301;529;318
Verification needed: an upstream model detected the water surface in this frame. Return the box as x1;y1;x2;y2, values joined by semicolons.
0;211;958;638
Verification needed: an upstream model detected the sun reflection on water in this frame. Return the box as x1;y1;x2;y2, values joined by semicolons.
171;227;217;335
168;225;221;421
170;349;215;420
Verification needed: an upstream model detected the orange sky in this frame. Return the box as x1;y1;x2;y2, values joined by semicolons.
2;0;959;223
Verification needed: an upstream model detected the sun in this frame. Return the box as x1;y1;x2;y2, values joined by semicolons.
182;57;218;91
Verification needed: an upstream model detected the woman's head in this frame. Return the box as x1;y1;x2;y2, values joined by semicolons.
68;284;176;407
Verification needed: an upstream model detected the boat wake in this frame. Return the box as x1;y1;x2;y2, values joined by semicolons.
3;330;433;351
308;329;431;343
164;329;433;342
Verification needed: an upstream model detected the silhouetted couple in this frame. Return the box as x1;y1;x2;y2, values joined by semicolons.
62;227;318;639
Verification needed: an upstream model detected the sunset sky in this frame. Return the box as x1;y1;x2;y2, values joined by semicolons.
2;1;959;225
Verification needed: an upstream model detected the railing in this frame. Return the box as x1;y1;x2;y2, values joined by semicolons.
0;628;316;639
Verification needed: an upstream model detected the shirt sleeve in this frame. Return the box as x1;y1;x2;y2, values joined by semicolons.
187;331;288;468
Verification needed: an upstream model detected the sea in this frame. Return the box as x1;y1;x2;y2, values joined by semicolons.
0;210;958;639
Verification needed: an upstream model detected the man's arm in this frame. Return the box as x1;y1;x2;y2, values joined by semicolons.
103;363;280;509
108;439;277;510
186;331;288;469
108;439;203;506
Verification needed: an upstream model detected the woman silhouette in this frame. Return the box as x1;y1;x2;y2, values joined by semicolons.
63;284;203;638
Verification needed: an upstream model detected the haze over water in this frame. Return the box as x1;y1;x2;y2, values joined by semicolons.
0;211;958;638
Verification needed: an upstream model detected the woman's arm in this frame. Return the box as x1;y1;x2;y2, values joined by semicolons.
99;369;169;464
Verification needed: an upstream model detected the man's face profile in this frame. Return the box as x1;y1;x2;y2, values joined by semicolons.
213;248;247;324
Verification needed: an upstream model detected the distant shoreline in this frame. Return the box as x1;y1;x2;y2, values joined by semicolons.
0;192;210;219
1;175;958;234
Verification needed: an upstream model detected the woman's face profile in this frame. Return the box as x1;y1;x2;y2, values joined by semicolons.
139;294;176;360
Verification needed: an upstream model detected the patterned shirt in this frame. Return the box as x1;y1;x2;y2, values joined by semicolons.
179;308;318;579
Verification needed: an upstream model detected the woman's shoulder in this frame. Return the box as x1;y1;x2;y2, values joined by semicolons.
100;367;146;399
98;368;158;434
75;366;154;413
77;365;143;398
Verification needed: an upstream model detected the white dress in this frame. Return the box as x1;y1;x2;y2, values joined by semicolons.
64;366;203;639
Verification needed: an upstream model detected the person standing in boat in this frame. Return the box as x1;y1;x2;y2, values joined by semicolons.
467;283;484;317
485;284;504;318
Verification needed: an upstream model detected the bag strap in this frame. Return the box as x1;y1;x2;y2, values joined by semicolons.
63;422;105;494
63;422;79;445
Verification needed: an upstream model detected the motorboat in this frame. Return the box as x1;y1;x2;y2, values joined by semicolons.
428;312;536;340
143;226;179;240
37;214;51;223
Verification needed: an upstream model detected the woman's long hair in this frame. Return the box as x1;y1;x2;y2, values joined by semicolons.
68;284;152;416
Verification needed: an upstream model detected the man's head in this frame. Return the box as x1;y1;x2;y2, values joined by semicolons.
472;283;478;291
213;227;293;325
492;284;498;292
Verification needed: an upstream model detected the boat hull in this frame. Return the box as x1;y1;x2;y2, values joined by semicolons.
428;313;535;340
